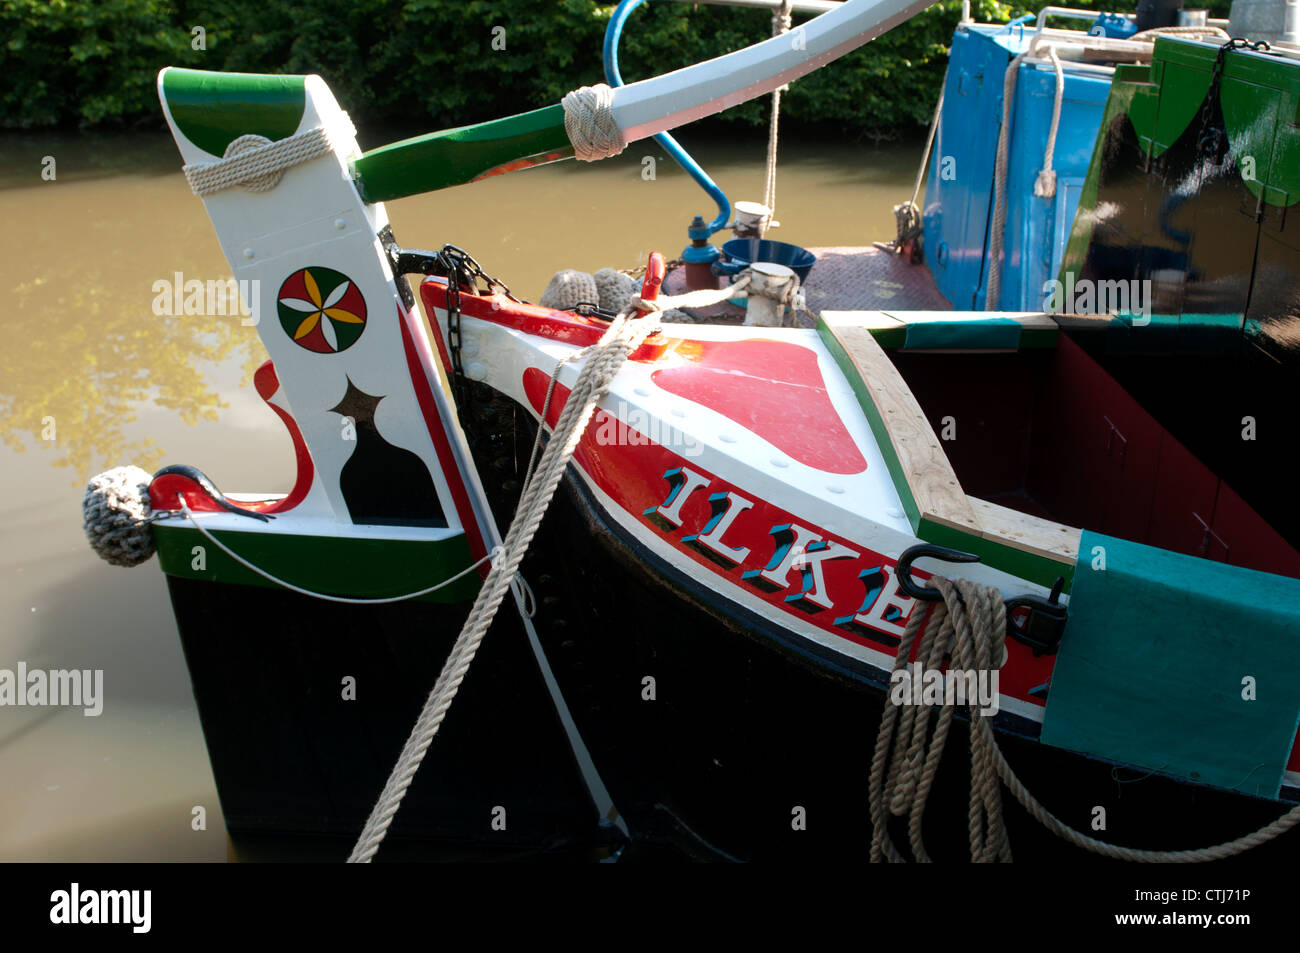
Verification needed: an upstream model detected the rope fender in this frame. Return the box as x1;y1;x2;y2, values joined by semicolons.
83;465;157;568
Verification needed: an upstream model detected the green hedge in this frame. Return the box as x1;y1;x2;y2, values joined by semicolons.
0;0;1229;136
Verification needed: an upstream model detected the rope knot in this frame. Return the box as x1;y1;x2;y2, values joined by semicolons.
561;84;627;163
83;466;157;567
182;117;355;197
1034;168;1057;199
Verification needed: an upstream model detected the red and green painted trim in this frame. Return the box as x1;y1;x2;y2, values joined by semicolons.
153;523;481;604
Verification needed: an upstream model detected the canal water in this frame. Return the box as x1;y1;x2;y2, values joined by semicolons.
0;126;920;860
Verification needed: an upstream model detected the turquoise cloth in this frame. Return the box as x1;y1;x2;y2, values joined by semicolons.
1040;532;1300;799
903;317;1021;350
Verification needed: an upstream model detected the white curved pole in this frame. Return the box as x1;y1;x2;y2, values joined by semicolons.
610;0;938;143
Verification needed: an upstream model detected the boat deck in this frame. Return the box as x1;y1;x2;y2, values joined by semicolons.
664;244;953;323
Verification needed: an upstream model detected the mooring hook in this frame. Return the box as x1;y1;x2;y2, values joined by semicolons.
1005;576;1068;656
894;543;980;602
151;464;273;522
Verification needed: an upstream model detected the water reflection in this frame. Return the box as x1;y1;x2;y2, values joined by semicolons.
1;131;264;485
5;267;263;483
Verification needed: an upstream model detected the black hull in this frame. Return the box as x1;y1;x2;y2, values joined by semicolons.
167;575;601;859
162;388;1300;862
522;470;1300;863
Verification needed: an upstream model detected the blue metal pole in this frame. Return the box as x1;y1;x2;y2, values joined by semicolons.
604;0;732;238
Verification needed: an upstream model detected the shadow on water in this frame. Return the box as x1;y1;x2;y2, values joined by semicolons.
0;131;181;192
14;561;190;710
3;798;226;862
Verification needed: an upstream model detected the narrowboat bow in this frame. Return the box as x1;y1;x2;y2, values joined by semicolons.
83;0;1300;861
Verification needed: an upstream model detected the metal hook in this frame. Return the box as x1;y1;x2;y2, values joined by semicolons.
1005;576;1068;656
894;543;981;602
894;544;1069;655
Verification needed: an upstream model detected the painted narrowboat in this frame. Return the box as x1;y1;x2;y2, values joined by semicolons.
83;0;1300;861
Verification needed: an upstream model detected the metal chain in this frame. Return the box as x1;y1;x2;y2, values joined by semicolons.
1196;38;1270;164
432;245;518;424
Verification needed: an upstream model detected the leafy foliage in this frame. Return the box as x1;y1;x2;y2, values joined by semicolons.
0;0;1233;134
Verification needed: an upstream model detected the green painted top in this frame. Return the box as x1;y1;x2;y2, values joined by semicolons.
352;104;572;203
1127;38;1300;208
161;68;306;158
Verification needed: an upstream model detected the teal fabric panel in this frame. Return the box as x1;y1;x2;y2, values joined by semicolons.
1040;531;1300;799
903;317;1021;350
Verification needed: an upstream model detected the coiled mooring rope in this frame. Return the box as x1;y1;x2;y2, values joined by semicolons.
871;576;1011;863
872;574;1300;862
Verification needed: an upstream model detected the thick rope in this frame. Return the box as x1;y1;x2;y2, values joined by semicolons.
761;0;794;234
984;52;1025;309
871;574;1300;863
1130;25;1231;42
347;306;661;862
1033;46;1065;199
870;577;1010;862
521;279;748;483
987;719;1300;862
83;466;158;567
635;276;751;313
183;120;354;196
562;84;628;162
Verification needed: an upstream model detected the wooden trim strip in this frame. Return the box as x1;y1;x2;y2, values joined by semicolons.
819;311;1081;591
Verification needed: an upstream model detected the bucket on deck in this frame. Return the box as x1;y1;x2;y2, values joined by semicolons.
714;238;817;283
731;201;773;239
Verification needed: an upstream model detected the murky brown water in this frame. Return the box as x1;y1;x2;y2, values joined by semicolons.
0;126;920;860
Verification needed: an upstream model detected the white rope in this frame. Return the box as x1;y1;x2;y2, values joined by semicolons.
1130;25;1231;42
634;275;751;313
348;306;661;863
984;52;1025;310
562;84;628;162
182;119;355;196
176;503;500;604
761;0;794;234
1034;46;1065;199
521;278;748;496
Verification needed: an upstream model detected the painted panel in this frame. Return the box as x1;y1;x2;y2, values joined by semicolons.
1001;63;1112;311
924;29;1010;309
1211;482;1300;579
1042;531;1300;799
1145;432;1219;557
